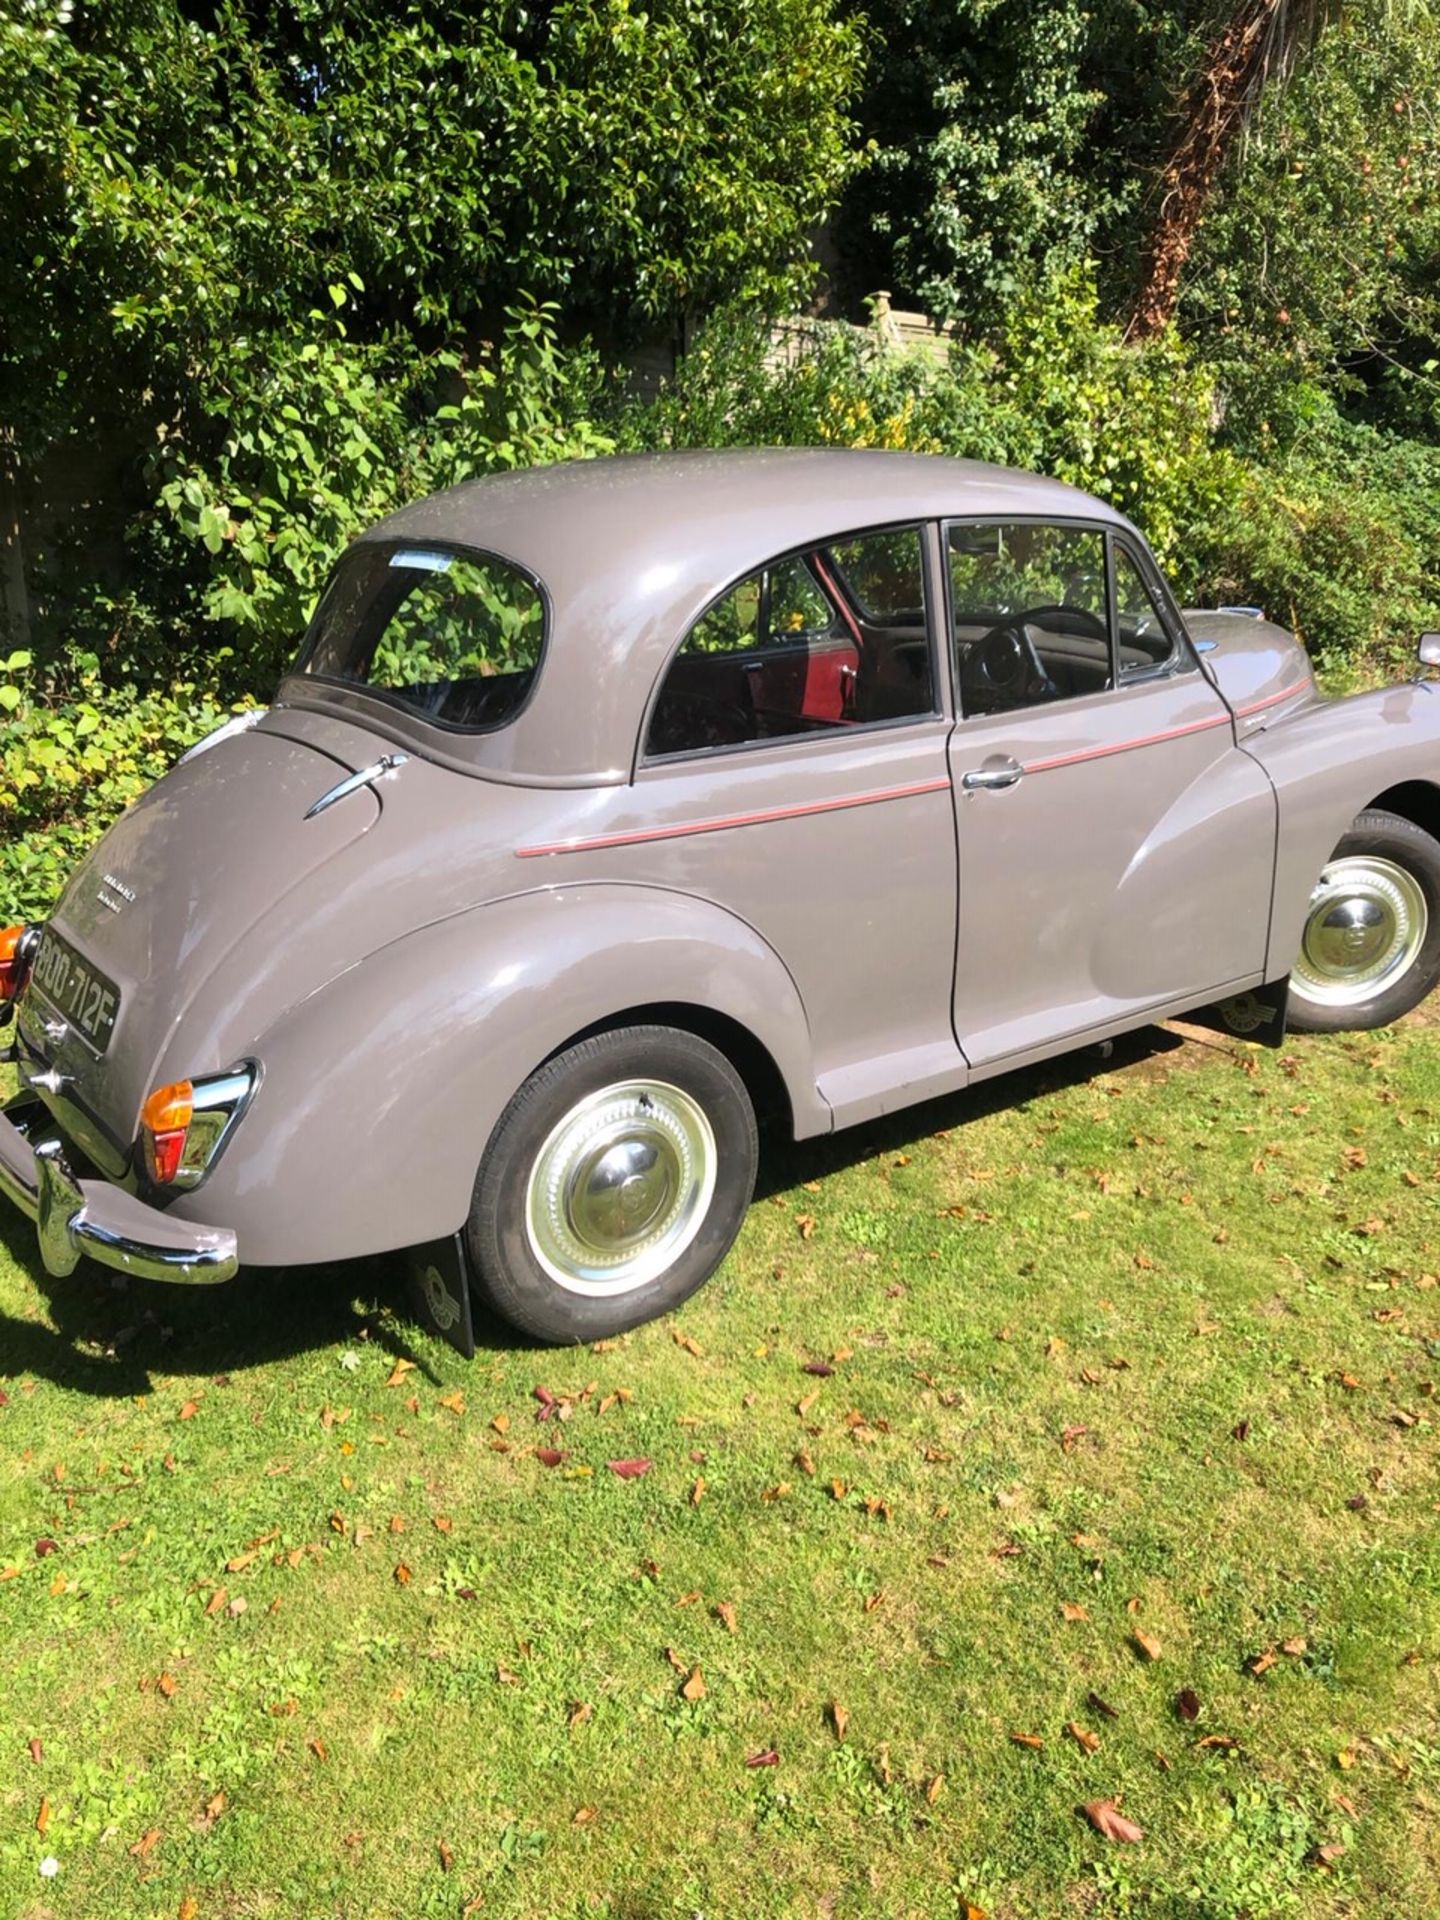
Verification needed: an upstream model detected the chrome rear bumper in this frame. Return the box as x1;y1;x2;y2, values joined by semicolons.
0;1099;238;1286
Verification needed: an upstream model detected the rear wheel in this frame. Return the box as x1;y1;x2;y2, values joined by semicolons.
1287;810;1440;1032
466;1025;758;1343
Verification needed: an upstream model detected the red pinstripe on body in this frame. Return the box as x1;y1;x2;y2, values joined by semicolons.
514;675;1312;857
1234;676;1312;717
514;776;952;858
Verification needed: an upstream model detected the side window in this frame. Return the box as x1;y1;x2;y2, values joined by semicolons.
949;521;1111;716
1114;544;1179;676
646;527;934;758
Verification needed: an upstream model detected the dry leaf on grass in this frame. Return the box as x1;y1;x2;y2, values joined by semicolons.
1083;1799;1144;1843
1249;1648;1277;1676
1010;1730;1044;1750
829;1700;849;1740
925;1774;945;1805
1132;1630;1161;1661
438;1840;455;1872
606;1458;652;1479
680;1666;707;1702
1067;1722;1101;1755
745;1748;780;1767
1060;1601;1090;1623
716;1601;738;1633
1175;1688;1200;1722
664;1646;688;1673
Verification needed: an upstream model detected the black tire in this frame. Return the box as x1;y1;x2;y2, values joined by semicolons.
466;1025;758;1344
1287;809;1440;1033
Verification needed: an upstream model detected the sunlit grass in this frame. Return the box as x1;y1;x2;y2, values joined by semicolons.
2;1017;1439;1918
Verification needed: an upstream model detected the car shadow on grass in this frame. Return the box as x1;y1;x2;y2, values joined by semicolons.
754;1019;1199;1199
0;1022;1219;1389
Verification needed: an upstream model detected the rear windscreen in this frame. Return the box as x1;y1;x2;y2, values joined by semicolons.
296;543;546;731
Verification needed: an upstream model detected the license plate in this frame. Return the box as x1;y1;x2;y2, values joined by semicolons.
27;930;122;1055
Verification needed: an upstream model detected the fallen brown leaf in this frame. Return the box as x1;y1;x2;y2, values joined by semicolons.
205;1587;227;1618
572;1806;597;1825
606;1457;652;1479
567;1701;593;1730
385;1359;416;1387
1010;1730;1044;1750
534;1447;567;1468
179;1400;200;1420
157;1672;178;1699
1088;1692;1119;1722
664;1645;688;1673
716;1601;738;1634
1175;1688;1200;1722
1084;1800;1143;1843
179;1898;199;1920
393;1562;412;1586
680;1666;707;1702
1060;1601;1090;1623
130;1825;162;1860
829;1700;849;1741
925;1773;945;1805
28;1737;42;1765
36;1796;50;1834
1067;1721;1101;1755
1133;1630;1162;1661
1249;1648;1277;1676
690;1478;705;1506
745;1748;781;1767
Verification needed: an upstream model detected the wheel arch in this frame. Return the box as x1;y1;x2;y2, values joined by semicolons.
550;1002;794;1139
175;883;825;1265
1362;780;1440;845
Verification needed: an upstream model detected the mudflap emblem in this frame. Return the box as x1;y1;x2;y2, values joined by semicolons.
405;1233;477;1360
1186;977;1290;1049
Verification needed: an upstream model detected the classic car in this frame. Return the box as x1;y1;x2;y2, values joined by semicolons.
4;448;1440;1345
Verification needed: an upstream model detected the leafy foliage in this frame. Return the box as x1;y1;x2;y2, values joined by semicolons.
0;652;237;921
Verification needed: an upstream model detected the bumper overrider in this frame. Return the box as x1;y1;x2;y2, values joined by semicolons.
0;1096;239;1288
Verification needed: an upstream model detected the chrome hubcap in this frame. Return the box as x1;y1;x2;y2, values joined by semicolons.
1292;856;1428;1008
525;1080;716;1296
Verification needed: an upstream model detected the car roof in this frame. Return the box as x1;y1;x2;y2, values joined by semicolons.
309;450;1133;783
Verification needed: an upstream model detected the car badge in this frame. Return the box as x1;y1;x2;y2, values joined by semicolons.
98;871;137;915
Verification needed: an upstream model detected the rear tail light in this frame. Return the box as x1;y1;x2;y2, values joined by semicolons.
1;924;33;1001
141;1081;195;1185
139;1065;256;1190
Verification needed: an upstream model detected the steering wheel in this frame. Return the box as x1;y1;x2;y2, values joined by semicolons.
963;619;1056;712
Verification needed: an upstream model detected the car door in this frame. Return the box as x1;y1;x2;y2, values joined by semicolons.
945;519;1277;1069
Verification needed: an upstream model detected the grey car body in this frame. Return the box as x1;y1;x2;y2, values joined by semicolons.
5;448;1440;1341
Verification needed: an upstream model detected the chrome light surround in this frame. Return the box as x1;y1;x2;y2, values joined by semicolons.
161;1063;261;1192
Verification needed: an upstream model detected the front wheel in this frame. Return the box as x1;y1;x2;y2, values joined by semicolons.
466;1025;758;1343
1287;809;1440;1032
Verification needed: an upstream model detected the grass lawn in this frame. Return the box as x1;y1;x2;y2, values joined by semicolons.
2;1014;1438;1919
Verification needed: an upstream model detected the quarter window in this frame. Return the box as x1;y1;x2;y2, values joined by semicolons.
949;522;1111;715
1114;544;1177;676
646;527;934;758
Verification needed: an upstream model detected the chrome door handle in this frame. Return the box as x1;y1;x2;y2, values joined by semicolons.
961;760;1023;791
